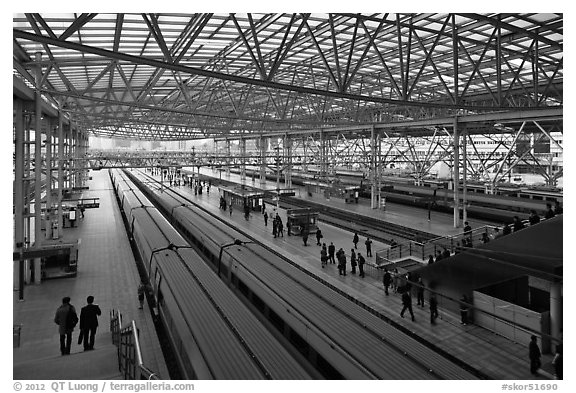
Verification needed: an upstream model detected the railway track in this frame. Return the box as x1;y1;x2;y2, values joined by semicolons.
266;196;439;245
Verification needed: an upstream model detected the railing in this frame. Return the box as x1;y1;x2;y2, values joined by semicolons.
376;224;500;264
110;309;159;380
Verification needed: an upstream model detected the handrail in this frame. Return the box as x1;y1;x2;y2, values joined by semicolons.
376;217;552;265
110;309;159;380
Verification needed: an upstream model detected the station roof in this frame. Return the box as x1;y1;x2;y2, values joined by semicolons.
13;13;563;140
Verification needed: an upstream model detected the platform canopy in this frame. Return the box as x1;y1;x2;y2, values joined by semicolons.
13;13;563;140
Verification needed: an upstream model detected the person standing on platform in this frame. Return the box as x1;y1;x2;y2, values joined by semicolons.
272;219;278;238
316;228;323;246
459;295;470;325
429;293;439;324
54;297;78;355
286;220;291;236
545;203;555;219
353;232;359;249
392;268;400;293
79;296;101;351
365;237;373;257
263;211;268;226
528;210;541;225
328;242;336;264
552;344;562;380
400;291;415;321
382;268;392;295
416;277;425;307
529;335;542;375
350;249;357;274
302;226;309;246
229;204;233;217
320;246;328;268
357;252;365;278
277;217;284;237
513;215;525;232
427;255;435;265
463;221;472;239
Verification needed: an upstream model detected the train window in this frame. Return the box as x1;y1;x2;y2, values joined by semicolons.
532;195;543;200
251;293;266;313
316;353;344;379
288;328;310;358
519;194;530;199
267;309;285;332
237;279;250;297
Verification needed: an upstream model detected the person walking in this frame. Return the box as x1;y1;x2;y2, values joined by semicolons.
429;293;439;324
365;237;373;257
79;296;102;351
54;296;78;355
382;268;392;295
529;335;542;375
263;211;268;226
416;277;425;307
316;228;323;246
357;252;365;278
302;226;309;246
400;291;415;321
392;268;400;293
353;232;359;249
138;283;146;309
229;204;233;217
286;220;291;236
272;219;278;238
350;249;357;274
328;242;336;264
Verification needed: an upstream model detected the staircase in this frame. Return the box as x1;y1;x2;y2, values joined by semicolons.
13;331;123;380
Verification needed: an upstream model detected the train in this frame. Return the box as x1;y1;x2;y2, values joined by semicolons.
109;169;316;380
126;168;482;380
215;166;561;222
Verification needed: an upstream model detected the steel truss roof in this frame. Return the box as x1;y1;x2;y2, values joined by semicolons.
13;13;563;140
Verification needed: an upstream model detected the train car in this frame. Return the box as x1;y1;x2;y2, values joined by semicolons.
109;169;314;380
128;169;481;380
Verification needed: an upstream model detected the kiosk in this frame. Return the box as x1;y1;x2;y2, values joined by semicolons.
286;208;319;236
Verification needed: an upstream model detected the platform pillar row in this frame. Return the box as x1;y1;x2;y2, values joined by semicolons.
14;98;26;297
453;117;460;228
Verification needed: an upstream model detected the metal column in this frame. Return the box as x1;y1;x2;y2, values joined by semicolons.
239;138;246;182
453;117;460;228
259;137;266;186
14;99;25;299
57;108;64;238
550;281;562;349
45;122;53;239
225;139;231;176
462;127;468;223
33;52;43;284
284;134;292;189
371;126;378;209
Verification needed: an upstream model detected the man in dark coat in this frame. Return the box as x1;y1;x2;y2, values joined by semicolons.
80;295;102;351
400;291;415;321
328;242;336;264
353;232;359;249
302;226;309;246
357;253;365;278
365;237;373;257
54;296;78;355
382;268;392;295
529;335;542;375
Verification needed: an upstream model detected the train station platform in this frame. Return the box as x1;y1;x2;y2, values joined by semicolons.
12;170;169;380
151;168;555;380
196;168;498;240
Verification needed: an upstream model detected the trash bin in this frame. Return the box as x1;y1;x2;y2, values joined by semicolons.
13;325;22;348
